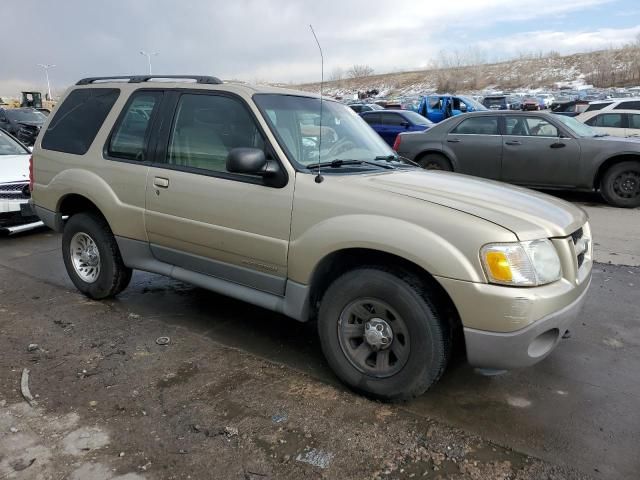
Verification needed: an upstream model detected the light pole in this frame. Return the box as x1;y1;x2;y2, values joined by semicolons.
139;50;158;75
37;64;56;100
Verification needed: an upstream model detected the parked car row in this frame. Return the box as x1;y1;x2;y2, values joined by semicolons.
392;111;640;207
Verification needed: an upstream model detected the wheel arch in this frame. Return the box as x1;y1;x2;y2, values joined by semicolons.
414;150;455;170
593;154;640;190
306;247;464;347
58;193;106;220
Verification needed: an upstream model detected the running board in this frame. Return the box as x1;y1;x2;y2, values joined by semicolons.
2;220;45;235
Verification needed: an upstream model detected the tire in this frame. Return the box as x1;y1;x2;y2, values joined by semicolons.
417;153;452;171
600;161;640;208
62;212;132;299
317;267;450;401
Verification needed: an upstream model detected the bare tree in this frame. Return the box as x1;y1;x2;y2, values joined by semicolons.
347;64;374;79
329;67;344;82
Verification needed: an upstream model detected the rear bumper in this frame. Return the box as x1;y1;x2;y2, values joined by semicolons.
463;278;590;369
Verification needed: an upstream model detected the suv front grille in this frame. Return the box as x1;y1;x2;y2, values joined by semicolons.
0;183;30;200
570;227;587;269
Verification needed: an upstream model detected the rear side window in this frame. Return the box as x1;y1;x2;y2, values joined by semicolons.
585;102;611;112
42;88;119;155
107;91;162;161
586;113;623;128
614;101;640;110
451;117;498;135
381;113;406;126
629;114;640;129
362;113;382;125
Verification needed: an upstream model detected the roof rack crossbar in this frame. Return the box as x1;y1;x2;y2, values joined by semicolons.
76;75;223;85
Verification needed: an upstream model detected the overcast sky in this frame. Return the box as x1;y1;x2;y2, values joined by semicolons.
1;0;639;97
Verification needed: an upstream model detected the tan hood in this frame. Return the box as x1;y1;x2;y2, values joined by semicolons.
360;170;587;241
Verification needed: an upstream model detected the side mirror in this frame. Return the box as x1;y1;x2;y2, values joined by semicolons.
226;148;267;174
226;147;286;187
401;121;410;128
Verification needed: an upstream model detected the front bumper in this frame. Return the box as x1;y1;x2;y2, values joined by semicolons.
0;200;43;234
462;279;590;369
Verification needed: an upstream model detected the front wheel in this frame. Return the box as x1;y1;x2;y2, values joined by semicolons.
62;213;132;299
600;161;640;208
318;267;450;401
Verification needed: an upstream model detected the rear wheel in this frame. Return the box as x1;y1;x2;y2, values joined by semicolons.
417;153;452;171
62;213;132;299
317;267;450;401
600;161;640;208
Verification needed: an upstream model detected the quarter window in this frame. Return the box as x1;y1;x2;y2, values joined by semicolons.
108;92;162;161
42;88;119;155
167;94;265;174
505;117;558;137
451;117;498;135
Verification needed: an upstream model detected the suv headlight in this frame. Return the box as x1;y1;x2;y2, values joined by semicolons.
480;240;562;286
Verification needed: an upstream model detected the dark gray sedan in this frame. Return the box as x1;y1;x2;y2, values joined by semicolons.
394;111;640;207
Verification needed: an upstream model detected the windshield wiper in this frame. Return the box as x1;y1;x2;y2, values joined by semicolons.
593;133;609;137
374;154;420;167
308;159;394;170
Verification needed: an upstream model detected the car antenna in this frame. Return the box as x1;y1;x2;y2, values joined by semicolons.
309;24;324;184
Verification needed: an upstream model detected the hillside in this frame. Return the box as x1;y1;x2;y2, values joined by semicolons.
296;46;640;98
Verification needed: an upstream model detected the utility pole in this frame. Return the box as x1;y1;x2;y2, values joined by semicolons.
37;64;56;100
139;50;159;75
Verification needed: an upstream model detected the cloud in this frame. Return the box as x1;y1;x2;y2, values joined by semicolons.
475;25;640;56
0;0;632;97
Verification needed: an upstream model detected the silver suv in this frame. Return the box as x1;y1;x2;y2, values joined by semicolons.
30;76;592;400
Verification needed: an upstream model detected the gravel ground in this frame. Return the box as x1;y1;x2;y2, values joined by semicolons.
0;263;594;480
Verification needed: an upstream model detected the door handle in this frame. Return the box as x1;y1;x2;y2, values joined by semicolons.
447;138;460;143
153;177;169;188
550;142;566;148
505;140;521;146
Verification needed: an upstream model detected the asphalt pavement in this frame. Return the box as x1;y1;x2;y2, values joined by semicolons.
0;193;638;479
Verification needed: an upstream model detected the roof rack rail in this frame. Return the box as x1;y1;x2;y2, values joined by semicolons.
76;75;223;85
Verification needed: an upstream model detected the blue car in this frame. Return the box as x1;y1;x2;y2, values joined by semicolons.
413;95;487;123
360;109;432;146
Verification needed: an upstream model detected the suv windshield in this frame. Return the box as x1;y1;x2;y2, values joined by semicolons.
0;130;29;155
554;115;600;137
7;109;46;123
254;94;395;168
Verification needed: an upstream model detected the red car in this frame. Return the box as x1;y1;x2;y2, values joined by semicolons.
521;98;540;111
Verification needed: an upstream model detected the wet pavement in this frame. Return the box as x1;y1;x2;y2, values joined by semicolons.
0;196;638;479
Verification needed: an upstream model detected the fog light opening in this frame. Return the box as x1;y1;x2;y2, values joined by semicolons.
528;328;560;358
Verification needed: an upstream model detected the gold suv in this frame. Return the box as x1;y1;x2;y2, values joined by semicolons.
30;76;592;400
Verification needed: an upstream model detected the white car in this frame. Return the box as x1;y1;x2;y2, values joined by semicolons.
0;129;43;233
583;97;640;113
576;109;640;138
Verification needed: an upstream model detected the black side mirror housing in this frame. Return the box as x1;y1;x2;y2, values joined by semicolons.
226;147;286;187
401;121;410;128
226;148;267;174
